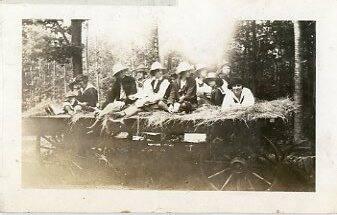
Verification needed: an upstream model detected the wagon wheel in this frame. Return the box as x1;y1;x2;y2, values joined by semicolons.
199;124;282;191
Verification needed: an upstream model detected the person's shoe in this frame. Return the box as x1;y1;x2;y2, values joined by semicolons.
111;111;126;119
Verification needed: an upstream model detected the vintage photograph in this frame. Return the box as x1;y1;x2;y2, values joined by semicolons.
21;12;315;191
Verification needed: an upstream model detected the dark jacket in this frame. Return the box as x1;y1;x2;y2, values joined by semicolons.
168;77;197;104
211;88;225;106
77;83;98;108
102;75;137;109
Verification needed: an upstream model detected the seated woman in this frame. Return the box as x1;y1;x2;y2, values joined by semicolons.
97;63;137;117
163;62;198;113
111;61;170;119
221;77;255;110
203;72;228;106
62;81;81;115
75;74;99;112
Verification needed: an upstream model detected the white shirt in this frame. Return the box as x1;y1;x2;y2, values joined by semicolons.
195;77;212;95
221;87;255;110
138;77;170;103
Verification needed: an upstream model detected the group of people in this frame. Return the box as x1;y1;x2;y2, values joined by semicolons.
59;61;255;119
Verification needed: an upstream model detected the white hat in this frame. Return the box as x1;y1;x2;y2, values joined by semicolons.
206;72;217;79
134;64;147;72
112;62;128;76
150;62;165;71
175;62;194;75
195;64;207;72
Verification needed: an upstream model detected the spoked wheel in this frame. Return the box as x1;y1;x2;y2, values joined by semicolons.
200;149;277;191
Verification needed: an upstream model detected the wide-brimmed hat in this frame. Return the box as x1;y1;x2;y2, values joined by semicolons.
74;74;88;83
175;62;194;75
150;62;165;71
112;62;128;76
134;64;148;72
203;72;217;83
195;64;207;72
65;91;78;98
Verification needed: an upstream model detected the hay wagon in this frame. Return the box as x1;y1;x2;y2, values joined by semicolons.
22;104;294;191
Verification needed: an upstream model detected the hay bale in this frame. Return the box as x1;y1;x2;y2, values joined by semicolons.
139;98;297;127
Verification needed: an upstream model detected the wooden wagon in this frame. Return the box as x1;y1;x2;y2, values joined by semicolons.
22;112;293;191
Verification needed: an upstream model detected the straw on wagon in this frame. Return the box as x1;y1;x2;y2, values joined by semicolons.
136;97;298;127
99;97;297;130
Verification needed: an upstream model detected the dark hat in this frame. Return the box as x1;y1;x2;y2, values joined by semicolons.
229;77;244;89
74;74;88;83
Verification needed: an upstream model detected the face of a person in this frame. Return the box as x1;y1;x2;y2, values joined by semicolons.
232;84;243;97
124;69;132;77
73;84;80;95
208;80;216;88
154;70;163;79
136;72;144;80
79;80;87;89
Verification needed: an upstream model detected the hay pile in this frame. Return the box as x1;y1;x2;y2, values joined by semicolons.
22;99;53;117
138;98;298;127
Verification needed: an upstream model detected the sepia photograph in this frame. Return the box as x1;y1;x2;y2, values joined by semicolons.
20;12;316;192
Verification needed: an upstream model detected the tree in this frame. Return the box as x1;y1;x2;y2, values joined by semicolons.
293;21;304;144
71;19;84;76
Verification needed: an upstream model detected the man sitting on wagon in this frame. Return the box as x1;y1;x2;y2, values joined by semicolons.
97;63;137;117
162;62;198;113
221;77;255;110
110;61;171;119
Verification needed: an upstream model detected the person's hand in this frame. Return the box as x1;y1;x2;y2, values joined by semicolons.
94;109;101;117
128;94;137;100
178;96;185;103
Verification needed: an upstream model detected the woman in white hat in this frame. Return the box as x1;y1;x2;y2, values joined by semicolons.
111;61;171;119
163;62;198;113
89;62;138;122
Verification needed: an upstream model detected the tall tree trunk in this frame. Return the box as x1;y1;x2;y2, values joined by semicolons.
71;19;84;77
251;20;258;93
293;21;304;144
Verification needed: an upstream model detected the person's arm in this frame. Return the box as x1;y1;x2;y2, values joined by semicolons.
242;88;255;107
180;78;196;102
221;91;234;110
102;80;117;109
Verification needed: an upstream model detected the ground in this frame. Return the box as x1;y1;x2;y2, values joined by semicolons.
22;136;315;191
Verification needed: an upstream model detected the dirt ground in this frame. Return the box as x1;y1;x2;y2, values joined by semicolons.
22;136;208;190
22;136;314;191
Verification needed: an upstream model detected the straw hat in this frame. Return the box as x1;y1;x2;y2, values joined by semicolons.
203;72;218;83
150;61;165;71
112;62;128;76
175;62;194;75
134;64;148;72
195;64;207;72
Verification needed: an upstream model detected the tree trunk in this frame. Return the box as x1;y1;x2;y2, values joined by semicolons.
293;21;304;144
251;20;258;93
71;19;84;77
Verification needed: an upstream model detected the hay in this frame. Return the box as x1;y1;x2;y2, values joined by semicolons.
22;99;53;117
138;98;298;127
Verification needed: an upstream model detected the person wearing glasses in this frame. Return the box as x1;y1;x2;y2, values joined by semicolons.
221;77;255;110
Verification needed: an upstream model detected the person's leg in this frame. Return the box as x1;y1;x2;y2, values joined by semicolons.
157;100;170;112
112;104;141;119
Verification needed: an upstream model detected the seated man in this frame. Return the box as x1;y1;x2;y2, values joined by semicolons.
111;61;170;119
221;77;255;110
75;74;99;112
98;63;137;116
164;62;198;113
